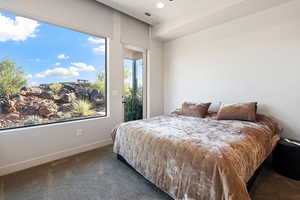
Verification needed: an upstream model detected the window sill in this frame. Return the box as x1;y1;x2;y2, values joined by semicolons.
0;115;110;134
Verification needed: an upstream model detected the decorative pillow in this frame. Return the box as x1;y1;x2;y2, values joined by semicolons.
181;102;211;118
208;102;222;113
216;102;257;122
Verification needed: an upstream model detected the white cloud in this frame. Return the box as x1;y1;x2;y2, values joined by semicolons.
88;37;106;54
35;62;95;79
25;74;33;79
88;37;105;44
0;13;39;42
35;58;40;62
93;45;105;54
71;62;95;71
29;81;38;86
53;62;61;66
35;67;79;78
57;54;69;59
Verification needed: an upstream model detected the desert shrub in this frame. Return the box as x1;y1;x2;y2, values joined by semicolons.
122;66;143;121
0;57;27;95
90;71;105;95
90;81;105;94
24;115;43;125
72;100;94;116
123;68;131;96
124;83;131;97
50;83;62;93
63;113;72;120
124;95;143;122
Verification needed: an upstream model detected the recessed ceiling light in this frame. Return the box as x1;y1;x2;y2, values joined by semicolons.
156;2;165;9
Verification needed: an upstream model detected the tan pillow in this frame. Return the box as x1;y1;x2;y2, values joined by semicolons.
181;102;211;118
216;102;257;122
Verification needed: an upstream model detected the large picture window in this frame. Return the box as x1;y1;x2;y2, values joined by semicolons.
0;11;107;130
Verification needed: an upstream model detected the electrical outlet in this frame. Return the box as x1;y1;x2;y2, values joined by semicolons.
76;129;83;136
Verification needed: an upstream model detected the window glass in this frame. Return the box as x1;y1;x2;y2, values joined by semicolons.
0;11;107;130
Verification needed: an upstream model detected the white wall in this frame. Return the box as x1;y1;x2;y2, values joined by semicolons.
149;40;164;117
0;0;163;176
164;1;300;140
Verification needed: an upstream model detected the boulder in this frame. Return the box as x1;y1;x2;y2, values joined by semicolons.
0;119;8;128
20;90;28;96
5;113;20;121
59;103;73;112
20;87;28;92
89;89;105;105
56;112;64;118
0;101;4;114
62;84;76;93
94;99;105;105
75;88;89;100
39;102;58;117
22;103;40;115
53;95;61;101
40;91;55;99
89;89;99;102
11;94;24;102
28;87;42;96
2;100;17;113
60;93;76;103
0;114;5;120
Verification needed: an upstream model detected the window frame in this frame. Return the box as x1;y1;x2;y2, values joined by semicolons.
0;12;108;132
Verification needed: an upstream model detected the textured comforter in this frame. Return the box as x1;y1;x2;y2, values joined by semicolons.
112;114;281;200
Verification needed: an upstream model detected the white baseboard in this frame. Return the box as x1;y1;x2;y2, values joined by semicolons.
0;138;113;176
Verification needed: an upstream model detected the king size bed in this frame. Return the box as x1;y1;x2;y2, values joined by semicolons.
112;103;281;200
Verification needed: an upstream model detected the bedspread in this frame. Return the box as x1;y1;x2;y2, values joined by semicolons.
113;114;281;200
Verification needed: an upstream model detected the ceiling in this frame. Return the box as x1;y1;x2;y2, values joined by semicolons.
96;0;294;41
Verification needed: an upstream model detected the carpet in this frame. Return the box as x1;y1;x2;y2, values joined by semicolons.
0;145;299;200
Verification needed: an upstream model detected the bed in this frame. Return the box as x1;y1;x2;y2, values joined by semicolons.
112;113;281;200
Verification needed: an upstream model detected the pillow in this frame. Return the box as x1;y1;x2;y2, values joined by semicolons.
216;102;257;122
181;102;211;118
171;108;182;115
208;102;222;113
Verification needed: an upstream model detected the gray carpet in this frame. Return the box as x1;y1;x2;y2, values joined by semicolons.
0;145;299;200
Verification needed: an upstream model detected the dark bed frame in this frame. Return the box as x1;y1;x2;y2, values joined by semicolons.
117;153;271;196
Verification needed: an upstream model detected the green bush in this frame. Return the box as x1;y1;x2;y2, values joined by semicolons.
124;83;131;97
0;57;27;95
63;113;72;119
72;100;94;116
123;68;131;96
124;95;143;122
90;71;105;95
90;81;105;94
24;115;43;125
50;83;62;93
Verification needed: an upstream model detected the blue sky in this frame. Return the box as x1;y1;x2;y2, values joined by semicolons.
0;11;106;86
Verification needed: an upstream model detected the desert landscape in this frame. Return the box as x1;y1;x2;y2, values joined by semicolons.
0;81;106;129
0;58;106;129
